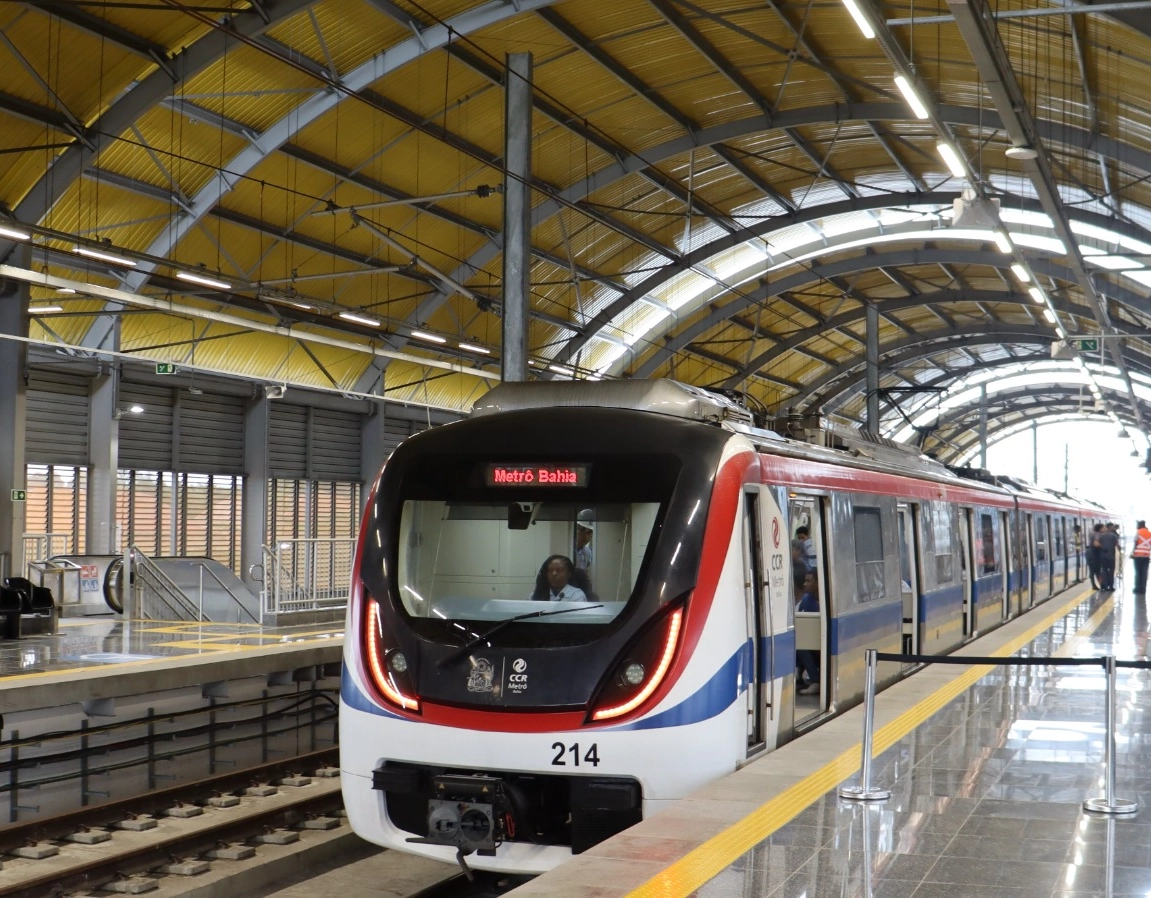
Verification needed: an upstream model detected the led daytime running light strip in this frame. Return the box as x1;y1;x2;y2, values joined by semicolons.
366;601;419;711
592;607;683;721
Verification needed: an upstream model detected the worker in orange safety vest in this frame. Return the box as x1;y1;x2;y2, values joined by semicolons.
1132;520;1151;594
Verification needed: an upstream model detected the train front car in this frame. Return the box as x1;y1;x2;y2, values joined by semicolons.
340;382;770;874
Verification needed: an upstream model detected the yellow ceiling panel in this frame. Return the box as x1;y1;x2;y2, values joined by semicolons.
267;0;408;76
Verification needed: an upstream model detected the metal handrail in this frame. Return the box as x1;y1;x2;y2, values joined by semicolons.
262;539;354;618
129;547;201;621
195;560;259;624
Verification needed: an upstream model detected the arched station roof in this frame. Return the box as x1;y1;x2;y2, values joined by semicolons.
3;0;1151;448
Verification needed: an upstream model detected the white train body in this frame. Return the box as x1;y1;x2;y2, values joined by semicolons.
341;380;1102;874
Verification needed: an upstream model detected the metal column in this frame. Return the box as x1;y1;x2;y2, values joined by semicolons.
865;303;879;433
87;367;119;553
241;395;269;594
0;248;29;578
979;383;988;468
501;52;533;383
360;405;389;514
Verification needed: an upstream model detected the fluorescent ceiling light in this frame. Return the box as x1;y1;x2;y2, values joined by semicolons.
993;231;1013;253
129;405;144;414
177;270;231;290
0;225;30;241
548;364;573;376
936;142;965;178
28;305;62;313
1010;264;1031;283
1028;286;1045;304
840;0;874;38
74;246;137;267
894;74;929;119
411;330;447;344
56;287;78;294
1043;308;1058;324
458;342;490;354
338;311;381;327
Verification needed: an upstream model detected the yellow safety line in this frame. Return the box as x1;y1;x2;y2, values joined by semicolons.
625;587;1112;898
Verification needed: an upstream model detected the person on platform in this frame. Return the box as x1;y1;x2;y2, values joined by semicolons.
1087;523;1104;590
1097;523;1119;591
1132;520;1151;594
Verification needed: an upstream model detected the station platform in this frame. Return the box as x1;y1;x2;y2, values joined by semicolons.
512;581;1149;898
0;616;345;714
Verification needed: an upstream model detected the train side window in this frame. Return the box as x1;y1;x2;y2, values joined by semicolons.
978;512;1000;574
931;502;955;584
853;506;886;602
1054;521;1064;557
1035;517;1047;562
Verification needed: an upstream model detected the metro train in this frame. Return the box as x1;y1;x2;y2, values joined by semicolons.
340;379;1106;875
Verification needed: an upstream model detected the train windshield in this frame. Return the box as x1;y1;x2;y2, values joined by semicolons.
395;501;660;624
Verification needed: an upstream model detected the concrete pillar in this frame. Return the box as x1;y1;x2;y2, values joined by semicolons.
241;395;269;591
86;367;119;553
0;257;29;577
865;303;879;434
502;52;533;383
978;383;988;469
361;404;389;514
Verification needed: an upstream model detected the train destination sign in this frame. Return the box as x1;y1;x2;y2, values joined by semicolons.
486;464;589;487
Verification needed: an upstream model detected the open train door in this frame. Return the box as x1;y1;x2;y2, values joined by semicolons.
897;503;921;666
741;488;768;755
960;507;977;637
788;494;828;724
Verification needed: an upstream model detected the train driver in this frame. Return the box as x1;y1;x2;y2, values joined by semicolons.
530;555;589;602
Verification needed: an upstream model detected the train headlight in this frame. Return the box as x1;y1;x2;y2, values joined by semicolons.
364;594;420;713
587;600;685;723
622;662;645;686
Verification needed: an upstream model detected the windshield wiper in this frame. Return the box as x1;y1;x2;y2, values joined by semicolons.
437;604;605;669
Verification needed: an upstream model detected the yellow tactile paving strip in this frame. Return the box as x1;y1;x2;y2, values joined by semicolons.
625;589;1112;898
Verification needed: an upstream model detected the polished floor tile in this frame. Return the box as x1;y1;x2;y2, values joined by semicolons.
695;586;1151;898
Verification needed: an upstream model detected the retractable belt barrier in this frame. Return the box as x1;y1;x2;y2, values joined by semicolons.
840;648;1142;816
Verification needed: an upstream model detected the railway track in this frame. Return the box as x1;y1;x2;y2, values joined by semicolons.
0;750;343;897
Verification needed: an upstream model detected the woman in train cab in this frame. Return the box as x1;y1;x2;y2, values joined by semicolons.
530;555;588;602
795;570;820;695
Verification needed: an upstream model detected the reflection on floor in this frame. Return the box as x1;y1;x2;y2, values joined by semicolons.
698;591;1151;897
0;617;344;681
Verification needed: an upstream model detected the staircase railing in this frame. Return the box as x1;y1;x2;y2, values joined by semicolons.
129;547;202;621
193;559;260;624
262;538;355;618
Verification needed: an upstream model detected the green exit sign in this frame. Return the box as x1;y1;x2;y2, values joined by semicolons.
156;362;177;375
10;490;25;502
1071;338;1099;352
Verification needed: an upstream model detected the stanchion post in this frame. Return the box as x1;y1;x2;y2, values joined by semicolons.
839;648;891;802
1084;654;1137;815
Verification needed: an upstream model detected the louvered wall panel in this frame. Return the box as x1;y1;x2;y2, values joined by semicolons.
383;416;428;455
118;383;174;470
311;408;362;481
177;393;244;474
26;369;90;465
269;404;308;479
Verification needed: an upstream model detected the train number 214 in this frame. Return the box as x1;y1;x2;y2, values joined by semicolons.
551;742;600;767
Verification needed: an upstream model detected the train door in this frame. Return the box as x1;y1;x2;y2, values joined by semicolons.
897;503;920;662
788;495;827;723
1000;511;1013;619
741;487;770;752
960;507;976;637
1025;514;1036;608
